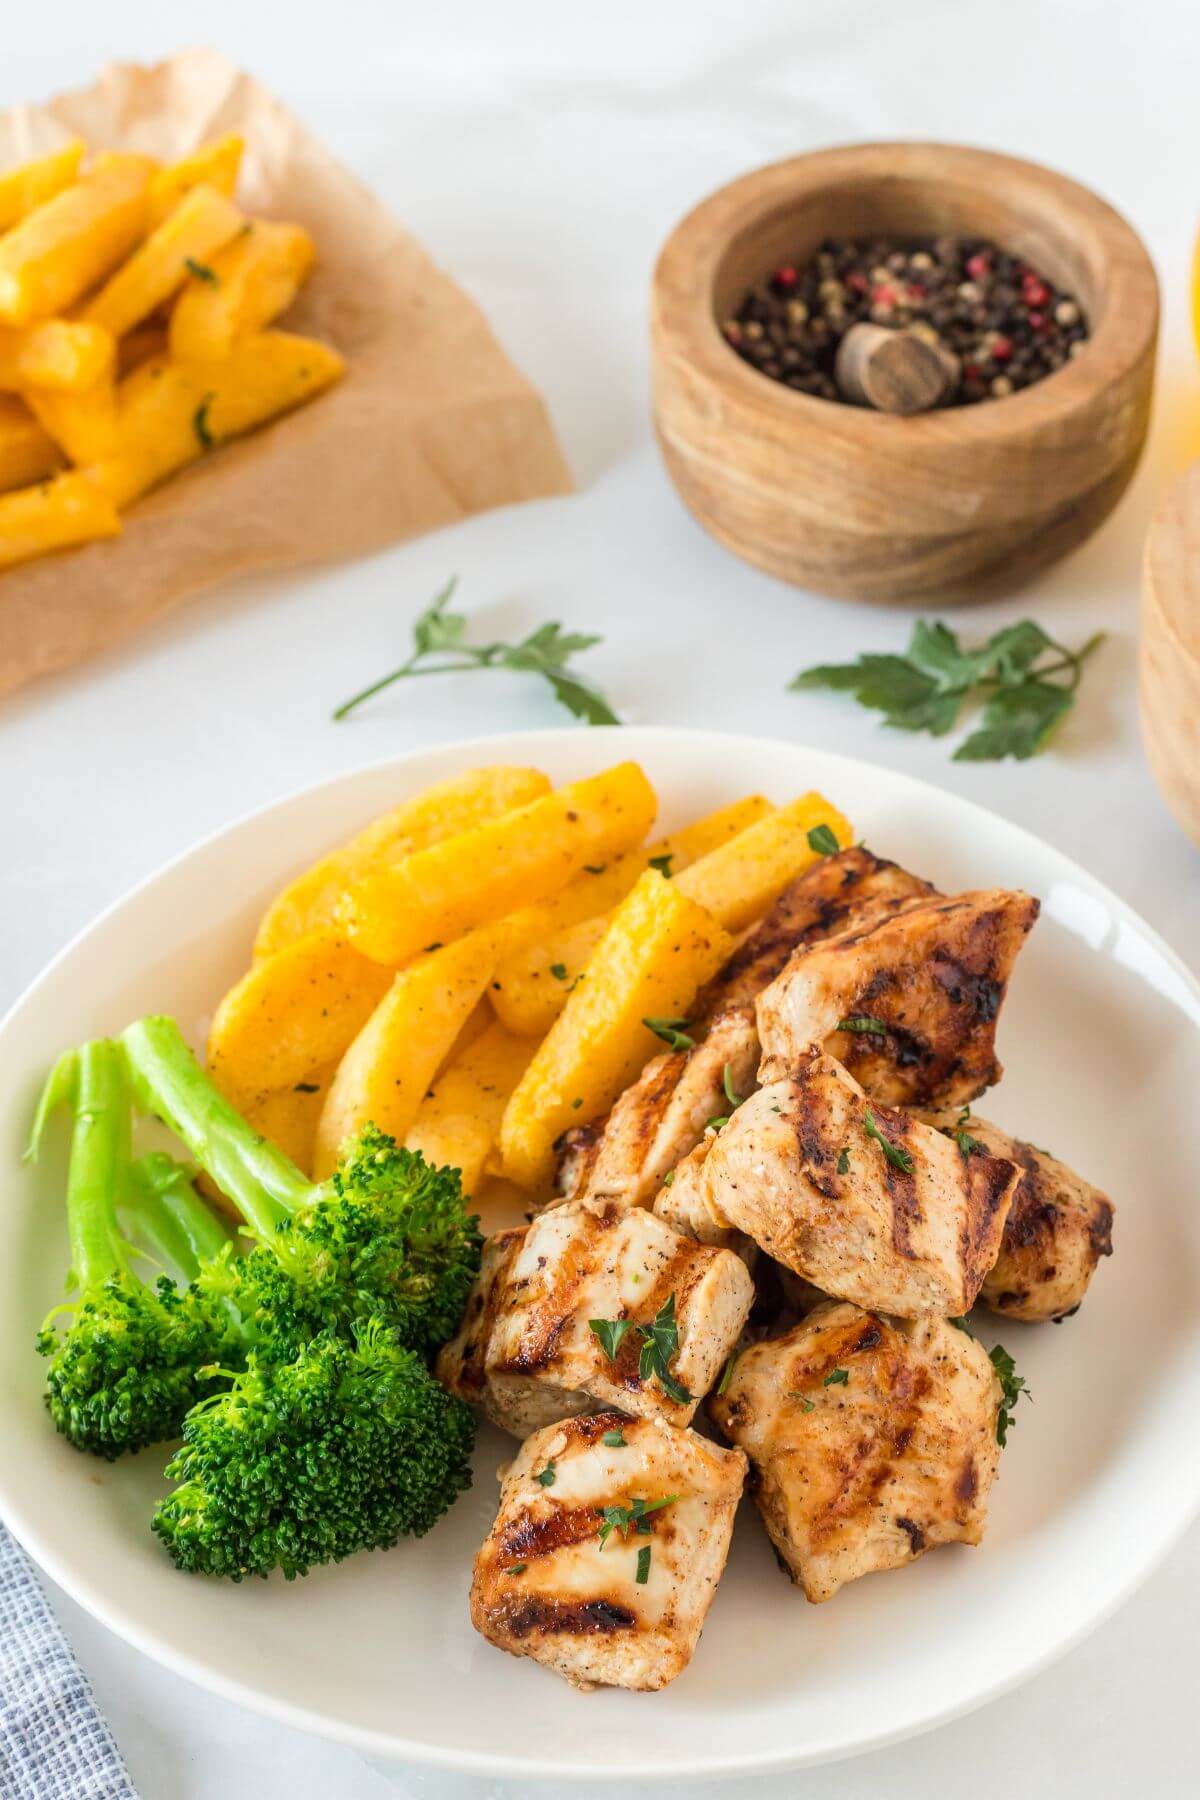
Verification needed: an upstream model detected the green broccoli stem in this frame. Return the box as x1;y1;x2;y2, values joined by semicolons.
126;1153;233;1281
121;1018;312;1239
64;1041;134;1292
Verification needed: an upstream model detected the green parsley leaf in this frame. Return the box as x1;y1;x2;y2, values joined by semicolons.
636;1543;652;1584
706;1114;731;1133
806;822;841;857
332;577;620;725
647;853;674;877
571;1096;583;1109
638;1294;692;1404
293;1081;320;1094
823;1367;850;1387
717;1351;739;1395
864;1108;915;1174
550;962;569;981
192;394;216;449
786;1391;816;1412
534;1461;556;1487
601;1428;626;1448
989;1343;1030;1447
836;1148;850;1175
837;1015;887;1035
791;619;1104;762
643;1016;695;1052
597;1494;678;1549
589;1318;637;1362
584;863;608;875
184;255;219;284
948;1315;975;1337
661;1169;675;1187
956;1126;985;1159
506;1563;527;1575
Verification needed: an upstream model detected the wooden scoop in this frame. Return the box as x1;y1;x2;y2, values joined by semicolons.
1141;461;1200;847
835;323;960;415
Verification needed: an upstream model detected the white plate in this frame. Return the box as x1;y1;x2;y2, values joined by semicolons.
3;727;1200;1780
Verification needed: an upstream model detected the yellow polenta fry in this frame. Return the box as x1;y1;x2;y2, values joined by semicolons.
0;318;113;392
87;331;345;508
27;373;118;463
0;141;83;232
498;871;734;1190
343;762;658;967
170;220;316;361
405;1019;537;1195
253;765;552;958
0;470;119;568
0;153;154;325
674;791;853;930
207;930;393;1113
82;183;244;339
488;794;775;1036
313;931;501;1177
148;135;243;226
245;1059;338;1178
0;395;61;491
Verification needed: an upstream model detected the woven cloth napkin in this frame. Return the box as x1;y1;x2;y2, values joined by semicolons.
0;1522;137;1800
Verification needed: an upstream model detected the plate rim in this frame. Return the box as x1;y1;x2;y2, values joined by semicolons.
3;723;1199;1779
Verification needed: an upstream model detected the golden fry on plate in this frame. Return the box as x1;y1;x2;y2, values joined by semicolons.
147;134;243;225
498;870;733;1190
343;762;658;967
0;318;113;392
0;469;119;568
674;791;853;930
82;183;244;339
170;220;315;361
0;153;154;325
253;766;552;958
0;141;83;232
404;1018;537;1196
313;930;501;1176
87;330;345;508
243;1059;337;1177
0;394;61;491
207;930;392;1112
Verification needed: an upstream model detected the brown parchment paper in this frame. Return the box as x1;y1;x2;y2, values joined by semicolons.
0;48;572;697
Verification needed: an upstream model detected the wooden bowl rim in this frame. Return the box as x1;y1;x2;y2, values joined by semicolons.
652;140;1160;450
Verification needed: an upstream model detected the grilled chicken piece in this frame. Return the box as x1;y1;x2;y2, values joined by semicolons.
556;849;935;1209
919;1110;1115;1321
710;1300;1001;1601
436;1201;754;1436
757;889;1039;1109
471;1410;746;1690
693;846;938;1024
667;1054;1020;1317
560;1008;760;1210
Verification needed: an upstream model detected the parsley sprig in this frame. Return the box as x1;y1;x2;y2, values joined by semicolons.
597;1493;677;1550
864;1108;914;1174
589;1293;692;1405
333;578;619;725
643;1017;695;1052
792;618;1104;762
948;1318;1031;1446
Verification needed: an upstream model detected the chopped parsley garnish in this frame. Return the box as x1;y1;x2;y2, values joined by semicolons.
647;853;674;877
636;1543;652;1584
184;255;219;284
953;1103;984;1160
643;1016;695;1052
792;617;1105;762
506;1563;527;1575
661;1169;675;1187
549;962;569;981
722;1064;743;1109
571;1096;583;1109
823;1367;849;1387
332;577;619;725
716;1351;739;1395
989;1343;1030;1447
192;394;216;449
584;863;607;875
786;1391;816;1412
601;1428;626;1448
864;1108;914;1174
806;823;840;857
837;1015;887;1036
293;1081;320;1094
597;1494;678;1549
589;1294;692;1404
534;1461;556;1487
836;1148;850;1175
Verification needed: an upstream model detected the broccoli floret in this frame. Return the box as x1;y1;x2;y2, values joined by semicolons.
122;1017;482;1356
152;1317;475;1580
32;1042;240;1460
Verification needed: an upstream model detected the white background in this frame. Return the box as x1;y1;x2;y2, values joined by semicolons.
2;2;1198;1794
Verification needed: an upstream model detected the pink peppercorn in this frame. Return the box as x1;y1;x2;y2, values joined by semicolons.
965;252;991;280
991;335;1013;362
773;266;798;290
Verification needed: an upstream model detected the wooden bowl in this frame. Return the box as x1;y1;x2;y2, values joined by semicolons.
1141;462;1200;847
651;143;1159;605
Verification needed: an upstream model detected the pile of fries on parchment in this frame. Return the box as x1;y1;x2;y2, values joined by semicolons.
0;134;342;568
203;760;849;1216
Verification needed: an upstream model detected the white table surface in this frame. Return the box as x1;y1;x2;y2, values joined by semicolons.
2;2;1198;1794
